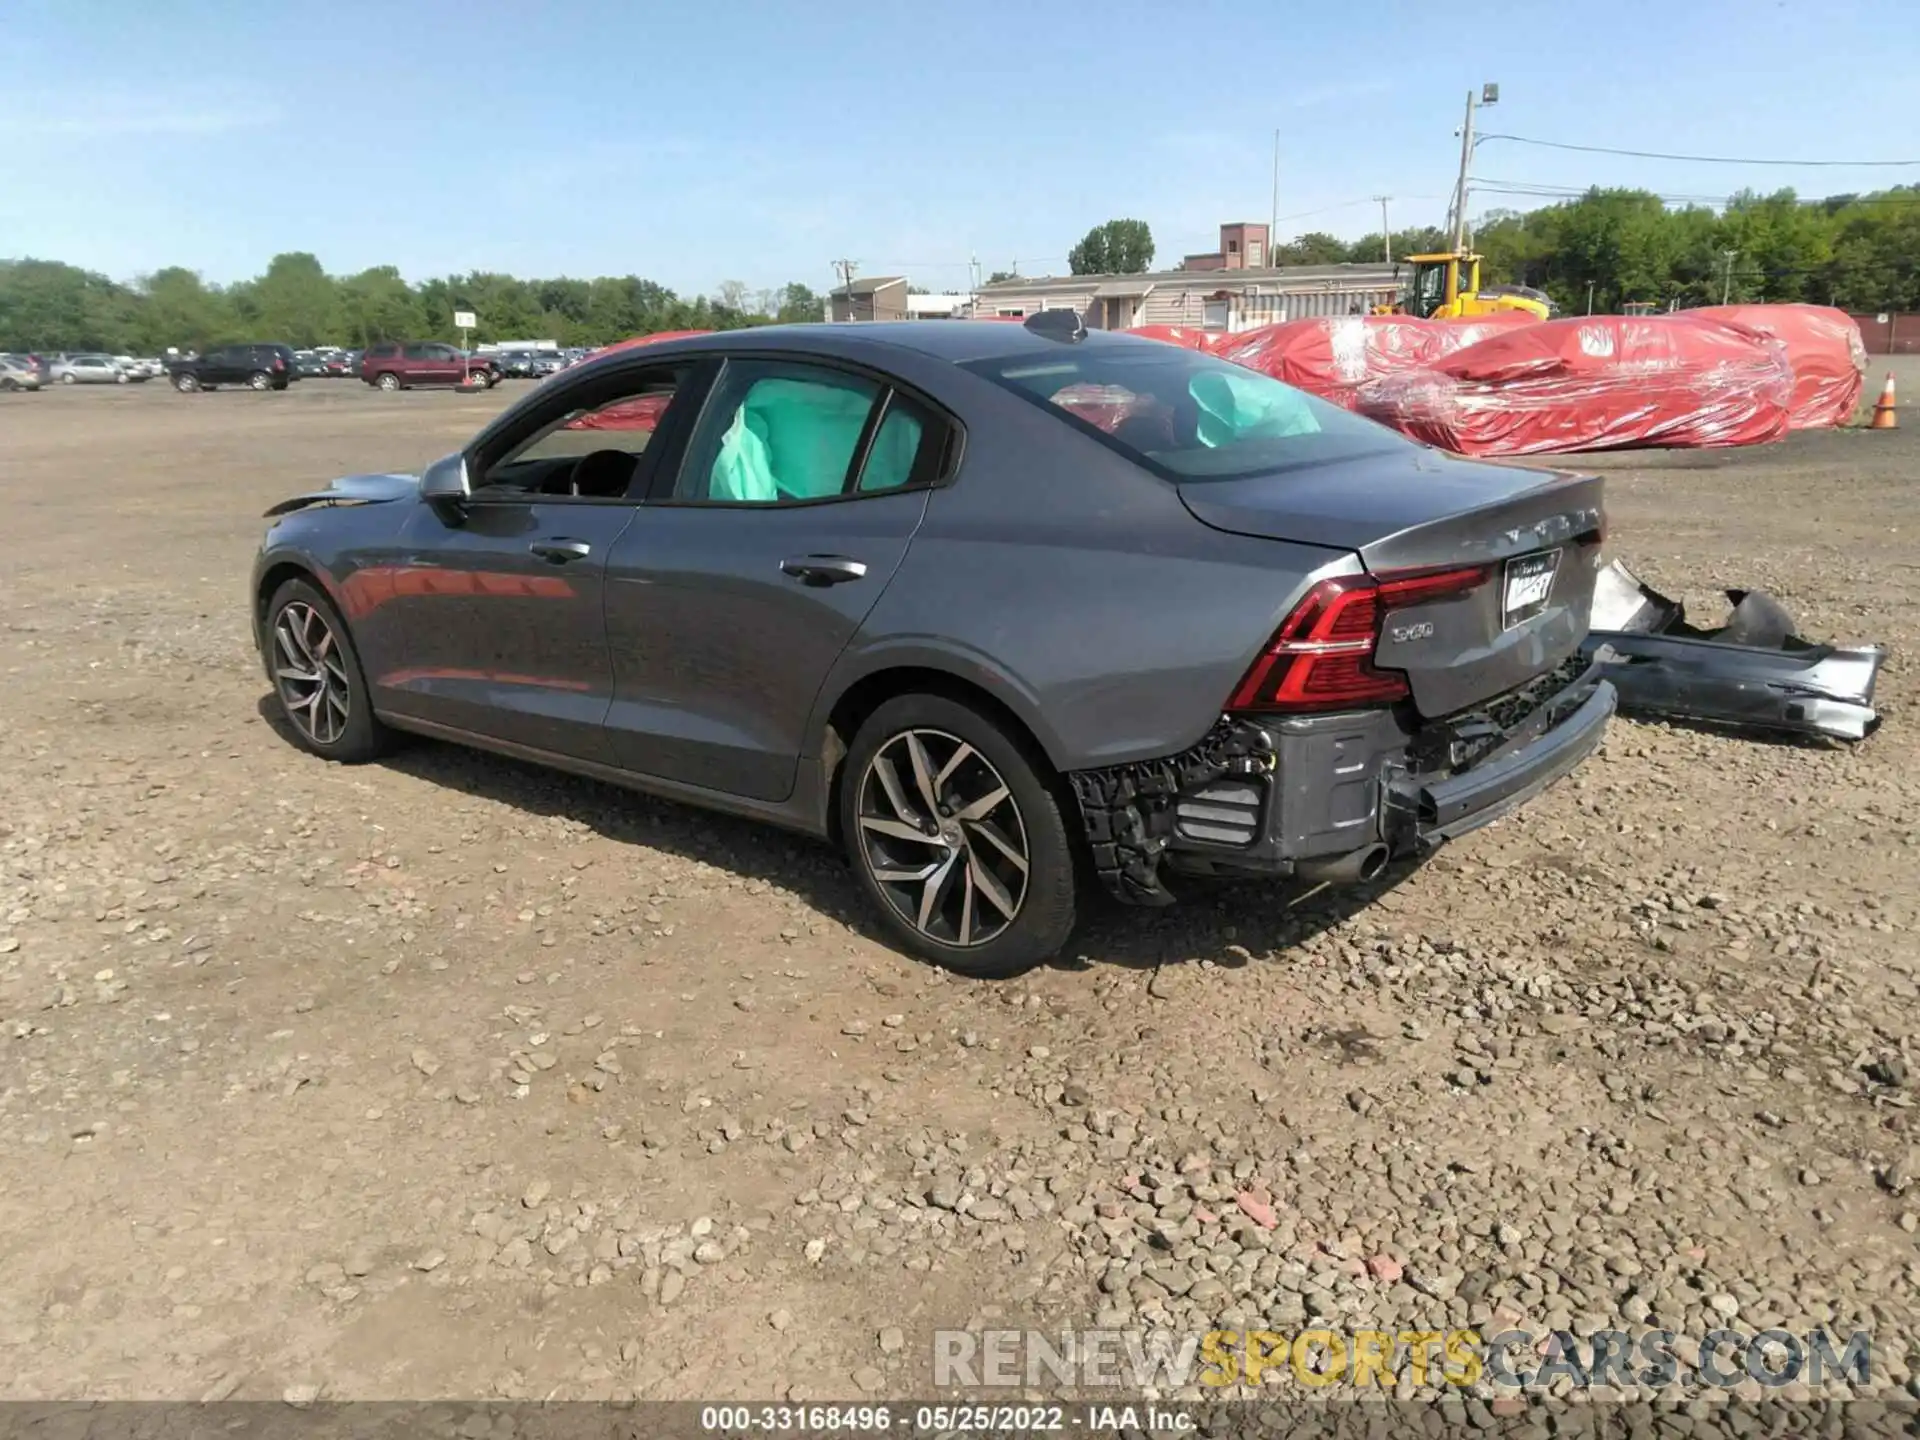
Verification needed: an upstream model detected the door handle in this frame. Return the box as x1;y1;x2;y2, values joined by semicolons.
780;555;868;587
530;539;592;564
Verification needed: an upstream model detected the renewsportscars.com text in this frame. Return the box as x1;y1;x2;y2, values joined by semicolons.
934;1327;1872;1393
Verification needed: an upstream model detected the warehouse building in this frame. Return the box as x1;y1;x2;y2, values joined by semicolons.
971;262;1399;333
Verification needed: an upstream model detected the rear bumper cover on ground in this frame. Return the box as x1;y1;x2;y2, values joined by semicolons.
1581;559;1885;742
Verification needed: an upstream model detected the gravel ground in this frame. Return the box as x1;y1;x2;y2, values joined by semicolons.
0;377;1916;1405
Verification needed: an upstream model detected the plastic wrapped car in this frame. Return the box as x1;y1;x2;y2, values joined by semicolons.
1354;314;1794;456
1123;325;1225;352
1215;316;1451;409
1689;304;1866;429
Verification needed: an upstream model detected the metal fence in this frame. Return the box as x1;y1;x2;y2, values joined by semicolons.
1850;313;1920;355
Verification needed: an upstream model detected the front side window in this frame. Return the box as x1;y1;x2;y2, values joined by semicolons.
674;361;883;504
479;365;688;500
965;342;1403;481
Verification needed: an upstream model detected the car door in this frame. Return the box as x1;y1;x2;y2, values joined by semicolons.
370;359;697;761
398;342;438;386
201;346;239;383
601;355;947;803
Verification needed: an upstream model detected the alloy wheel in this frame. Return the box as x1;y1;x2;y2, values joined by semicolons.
272;601;352;746
855;728;1029;948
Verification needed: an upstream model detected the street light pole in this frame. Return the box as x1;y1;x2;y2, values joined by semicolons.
1451;83;1498;254
1375;195;1393;264
1269;129;1280;263
1722;250;1738;305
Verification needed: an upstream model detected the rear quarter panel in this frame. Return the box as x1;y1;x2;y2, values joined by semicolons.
817;357;1353;771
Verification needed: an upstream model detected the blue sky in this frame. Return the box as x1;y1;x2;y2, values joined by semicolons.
0;0;1909;297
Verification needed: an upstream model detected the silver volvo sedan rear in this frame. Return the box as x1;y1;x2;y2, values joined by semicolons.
251;316;1613;976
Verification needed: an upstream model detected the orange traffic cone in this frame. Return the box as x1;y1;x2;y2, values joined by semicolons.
1870;371;1898;429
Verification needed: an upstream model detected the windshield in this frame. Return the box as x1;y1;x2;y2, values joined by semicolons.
963;341;1404;481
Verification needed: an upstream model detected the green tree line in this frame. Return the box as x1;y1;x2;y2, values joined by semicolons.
0;250;827;353
1272;185;1920;316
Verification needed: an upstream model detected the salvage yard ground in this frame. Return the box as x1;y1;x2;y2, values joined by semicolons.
1;371;1917;1402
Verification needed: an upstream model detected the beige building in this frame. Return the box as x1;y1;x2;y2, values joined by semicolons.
970;260;1400;334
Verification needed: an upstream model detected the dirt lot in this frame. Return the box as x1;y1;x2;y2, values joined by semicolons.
1;373;1917;1404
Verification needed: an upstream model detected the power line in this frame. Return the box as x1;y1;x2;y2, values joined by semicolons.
1476;133;1920;167
1474;178;1920;207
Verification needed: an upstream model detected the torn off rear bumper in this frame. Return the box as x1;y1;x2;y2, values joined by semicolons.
1067;663;1613;906
1581;560;1886;743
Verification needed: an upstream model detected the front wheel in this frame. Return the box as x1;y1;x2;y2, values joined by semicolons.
60;373;76;385
263;578;393;764
0;378;16;392
115;371;130;384
839;694;1077;977
173;373;200;392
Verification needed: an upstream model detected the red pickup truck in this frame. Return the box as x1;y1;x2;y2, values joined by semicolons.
360;342;497;391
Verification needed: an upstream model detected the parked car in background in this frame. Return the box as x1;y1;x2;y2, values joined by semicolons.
491;350;538;379
359;341;497;391
0;356;43;391
113;355;164;380
529;352;566;379
51;354;140;384
167;343;299;392
250;318;1614;976
294;351;331;378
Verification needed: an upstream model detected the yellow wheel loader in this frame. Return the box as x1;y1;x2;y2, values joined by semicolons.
1374;253;1554;321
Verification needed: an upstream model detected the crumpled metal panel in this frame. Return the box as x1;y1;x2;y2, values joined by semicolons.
1581;560;1885;742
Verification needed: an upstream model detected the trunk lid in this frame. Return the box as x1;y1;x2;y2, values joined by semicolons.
1181;447;1605;717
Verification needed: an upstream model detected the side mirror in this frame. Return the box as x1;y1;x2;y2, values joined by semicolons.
420;452;471;506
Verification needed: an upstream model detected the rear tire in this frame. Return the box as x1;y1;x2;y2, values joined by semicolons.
115;371;129;384
263;578;393;764
60;373;76;385
247;371;272;391
839;693;1077;978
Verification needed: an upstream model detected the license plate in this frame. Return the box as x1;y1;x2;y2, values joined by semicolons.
1502;549;1562;628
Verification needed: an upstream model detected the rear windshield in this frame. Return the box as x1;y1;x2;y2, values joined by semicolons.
963;341;1403;481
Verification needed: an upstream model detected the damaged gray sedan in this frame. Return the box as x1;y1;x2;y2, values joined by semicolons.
250;316;1615;976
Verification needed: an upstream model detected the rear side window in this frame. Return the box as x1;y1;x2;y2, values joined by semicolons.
860;398;927;493
963;342;1402;481
675;362;882;504
367;343;398;359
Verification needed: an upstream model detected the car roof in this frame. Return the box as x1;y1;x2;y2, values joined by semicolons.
581;319;1163;372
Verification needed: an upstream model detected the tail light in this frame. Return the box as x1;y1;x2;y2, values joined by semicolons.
1227;565;1491;713
272;355;285;370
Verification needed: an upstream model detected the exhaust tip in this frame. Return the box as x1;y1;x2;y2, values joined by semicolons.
1356;844;1390;882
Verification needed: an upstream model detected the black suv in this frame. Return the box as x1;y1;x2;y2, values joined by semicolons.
167;343;299;392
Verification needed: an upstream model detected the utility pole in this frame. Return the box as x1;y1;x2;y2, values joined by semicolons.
1269;129;1280;265
1450;83;1497;255
833;259;858;321
1374;195;1393;264
1721;249;1737;305
1586;280;1596;316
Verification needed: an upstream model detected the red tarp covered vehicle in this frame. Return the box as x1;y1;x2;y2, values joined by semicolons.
1690;304;1866;429
1354;314;1794;457
564;330;711;432
1215;316;1443;409
1123;325;1224;352
1212;313;1541;409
